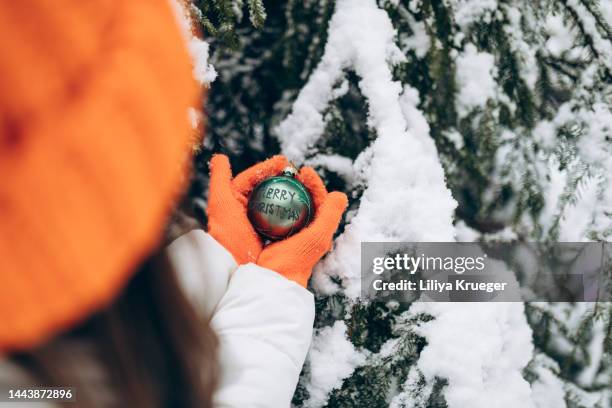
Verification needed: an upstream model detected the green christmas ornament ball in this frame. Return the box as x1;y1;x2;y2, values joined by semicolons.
247;166;313;240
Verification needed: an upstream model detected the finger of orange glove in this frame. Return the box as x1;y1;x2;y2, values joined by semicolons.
306;191;348;238
258;191;348;287
297;191;348;250
231;155;289;202
297;166;327;211
209;154;233;198
207;154;262;264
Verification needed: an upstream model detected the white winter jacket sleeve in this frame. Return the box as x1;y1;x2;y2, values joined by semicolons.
166;229;315;408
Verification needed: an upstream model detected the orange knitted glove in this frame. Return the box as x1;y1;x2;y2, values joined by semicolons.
207;154;289;264
257;167;348;287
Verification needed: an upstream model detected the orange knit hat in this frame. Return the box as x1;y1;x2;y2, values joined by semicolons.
0;0;200;352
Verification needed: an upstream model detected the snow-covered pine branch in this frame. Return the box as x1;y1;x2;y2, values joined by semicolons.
189;0;612;406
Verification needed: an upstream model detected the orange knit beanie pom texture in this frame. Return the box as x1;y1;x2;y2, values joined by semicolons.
0;0;199;352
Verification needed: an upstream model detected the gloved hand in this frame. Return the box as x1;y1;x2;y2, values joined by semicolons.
207;154;289;264
257;167;348;287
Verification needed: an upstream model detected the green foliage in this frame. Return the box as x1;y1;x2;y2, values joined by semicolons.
312;306;434;408
525;302;612;398
191;0;267;48
247;0;266;28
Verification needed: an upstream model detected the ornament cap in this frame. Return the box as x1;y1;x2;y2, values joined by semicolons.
282;165;298;177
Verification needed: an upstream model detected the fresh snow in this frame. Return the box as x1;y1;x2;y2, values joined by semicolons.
530;354;568;408
302;321;367;408
277;1;460;404
502;4;538;90
565;0;612;71
171;0;217;85
455;44;497;117
397;6;430;58
408;302;536;408
276;1;543;407
171;0;216;134
188;38;217;85
276;0;456;299
304;154;355;185
453;0;498;30
545;14;577;57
